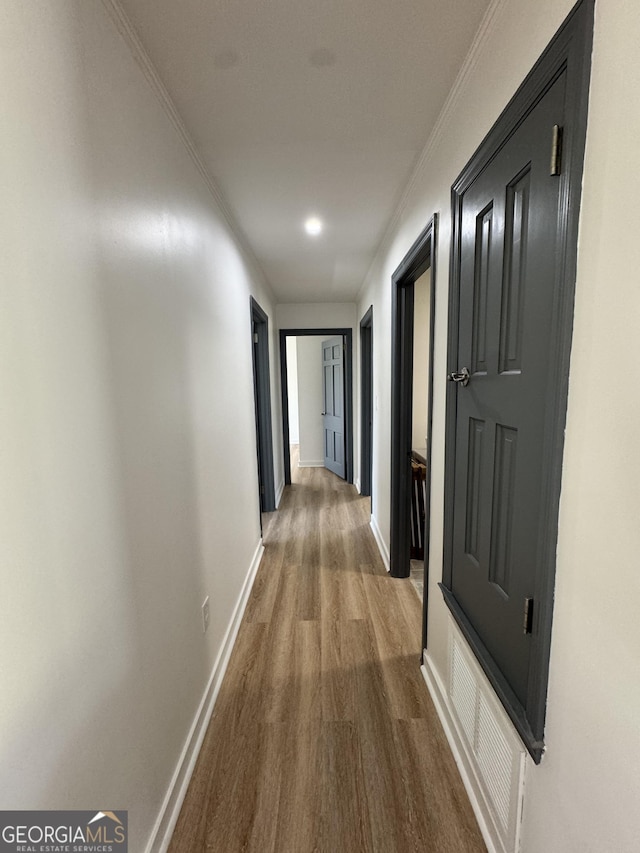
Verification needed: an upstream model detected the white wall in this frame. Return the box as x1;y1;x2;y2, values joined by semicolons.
0;2;279;850
412;269;431;451
276;302;356;331
357;0;640;850
286;336;300;444
296;337;325;466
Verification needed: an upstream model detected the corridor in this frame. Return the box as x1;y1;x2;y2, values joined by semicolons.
168;464;485;852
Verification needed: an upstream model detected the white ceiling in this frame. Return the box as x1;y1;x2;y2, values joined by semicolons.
117;0;491;303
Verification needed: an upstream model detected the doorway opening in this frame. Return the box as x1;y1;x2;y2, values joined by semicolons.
389;217;438;643
409;269;431;600
250;298;276;520
359;307;373;503
279;328;353;486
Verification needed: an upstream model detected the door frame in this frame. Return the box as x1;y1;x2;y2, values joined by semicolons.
359;307;373;498
250;298;276;513
440;0;594;762
279;328;353;486
390;215;438;593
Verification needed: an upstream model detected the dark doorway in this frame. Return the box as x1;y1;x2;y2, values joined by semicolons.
390;217;438;596
359;307;373;499
441;0;594;762
280;328;353;486
250;298;276;514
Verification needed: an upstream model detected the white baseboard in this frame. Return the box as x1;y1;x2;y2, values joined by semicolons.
298;459;324;467
275;478;285;508
369;514;390;572
146;540;265;853
421;655;505;853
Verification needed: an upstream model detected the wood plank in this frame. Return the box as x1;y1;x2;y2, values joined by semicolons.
320;721;374;852
273;721;322;852
346;617;409;852
320;617;354;721
263;595;321;724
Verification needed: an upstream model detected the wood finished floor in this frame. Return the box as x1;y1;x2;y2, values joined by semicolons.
168;461;486;853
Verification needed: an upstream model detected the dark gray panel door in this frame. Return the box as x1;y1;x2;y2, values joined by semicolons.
450;73;566;707
322;336;346;479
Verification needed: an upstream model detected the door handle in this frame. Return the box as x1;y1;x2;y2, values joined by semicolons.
447;367;470;387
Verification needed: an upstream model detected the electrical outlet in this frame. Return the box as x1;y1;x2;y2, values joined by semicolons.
202;596;210;634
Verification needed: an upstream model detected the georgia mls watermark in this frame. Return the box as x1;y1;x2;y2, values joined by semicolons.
0;812;127;853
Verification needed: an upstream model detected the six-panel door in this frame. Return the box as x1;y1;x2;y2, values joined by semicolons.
450;73;566;707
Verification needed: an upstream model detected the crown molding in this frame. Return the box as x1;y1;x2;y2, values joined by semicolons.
100;0;274;301
357;0;508;302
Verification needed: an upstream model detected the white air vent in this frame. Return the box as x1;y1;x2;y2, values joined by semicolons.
451;639;478;746
448;630;526;853
476;692;514;834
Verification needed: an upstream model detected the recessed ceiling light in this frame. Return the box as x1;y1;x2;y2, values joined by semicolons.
304;217;323;236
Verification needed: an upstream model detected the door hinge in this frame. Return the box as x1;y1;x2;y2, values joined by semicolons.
550;124;562;176
253;332;259;344
523;597;534;634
